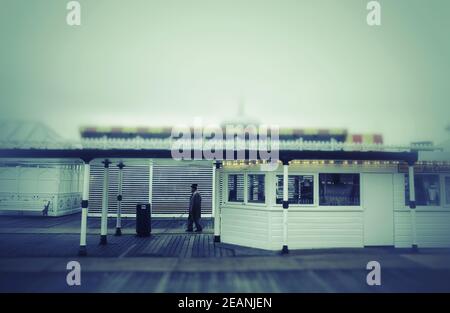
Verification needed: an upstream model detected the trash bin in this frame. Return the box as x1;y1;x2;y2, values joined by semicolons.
136;203;151;237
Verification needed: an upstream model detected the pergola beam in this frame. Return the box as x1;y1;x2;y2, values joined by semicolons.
0;148;418;164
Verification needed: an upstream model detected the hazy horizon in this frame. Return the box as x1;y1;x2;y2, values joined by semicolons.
1;0;449;145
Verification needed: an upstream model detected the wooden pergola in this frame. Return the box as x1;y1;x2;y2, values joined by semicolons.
0;147;419;255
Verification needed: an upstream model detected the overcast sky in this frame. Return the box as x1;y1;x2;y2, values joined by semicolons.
1;0;449;145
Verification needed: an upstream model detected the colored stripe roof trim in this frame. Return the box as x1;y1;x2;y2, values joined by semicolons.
347;134;384;144
80;126;348;135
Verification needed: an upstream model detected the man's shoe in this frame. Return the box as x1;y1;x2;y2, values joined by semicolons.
185;229;193;232
195;229;203;233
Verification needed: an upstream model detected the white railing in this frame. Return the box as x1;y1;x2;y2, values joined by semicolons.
80;137;415;152
1;136;443;153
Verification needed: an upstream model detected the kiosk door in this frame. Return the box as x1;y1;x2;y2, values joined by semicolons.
363;173;394;246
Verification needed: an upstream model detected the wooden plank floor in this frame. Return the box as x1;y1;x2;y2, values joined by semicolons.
0;233;239;258
133;234;235;258
0;214;214;234
0;214;264;258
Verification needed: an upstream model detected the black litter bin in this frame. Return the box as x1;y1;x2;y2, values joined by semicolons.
136;203;151;237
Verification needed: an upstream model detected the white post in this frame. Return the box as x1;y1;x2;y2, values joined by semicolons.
78;161;90;256
100;159;111;245
213;162;221;242
149;160;153;206
282;162;289;254
212;163;216;218
115;162;125;236
408;164;418;251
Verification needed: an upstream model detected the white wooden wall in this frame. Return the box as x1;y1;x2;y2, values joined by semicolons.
394;172;450;248
286;211;364;249
221;206;272;250
219;164;450;250
0;161;82;216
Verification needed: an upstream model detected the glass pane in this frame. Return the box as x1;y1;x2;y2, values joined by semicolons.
227;174;244;202
276;175;314;204
319;173;360;206
405;174;441;206
415;174;440;206
446;177;450;205
404;174;410;206
248;174;265;203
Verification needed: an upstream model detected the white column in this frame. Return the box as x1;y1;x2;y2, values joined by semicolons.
212;163;216;218
115;162;124;236
408;164;418;251
78;161;90;256
100;159;111;245
282;162;289;254
149;160;153;206
213;162;221;242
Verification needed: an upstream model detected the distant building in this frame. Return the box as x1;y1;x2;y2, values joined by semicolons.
0;120;449;253
0;121;81;216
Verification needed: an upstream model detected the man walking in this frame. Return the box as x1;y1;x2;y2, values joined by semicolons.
186;183;202;232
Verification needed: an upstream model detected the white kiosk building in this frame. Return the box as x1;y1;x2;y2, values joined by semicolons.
0;122;449;255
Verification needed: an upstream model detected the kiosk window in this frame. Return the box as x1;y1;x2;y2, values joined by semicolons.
276;175;314;204
319;173;360;206
248;174;265;203
445;177;450;206
228;174;244;202
405;174;440;206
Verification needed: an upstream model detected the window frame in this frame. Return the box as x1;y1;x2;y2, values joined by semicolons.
275;173;317;207
247;173;266;205
405;173;442;207
318;173;361;207
443;175;450;208
225;172;268;206
226;172;245;204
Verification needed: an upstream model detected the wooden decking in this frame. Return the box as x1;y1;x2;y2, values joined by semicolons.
0;232;251;258
0;213;214;234
0;214;254;258
2;215;450;292
137;234;235;258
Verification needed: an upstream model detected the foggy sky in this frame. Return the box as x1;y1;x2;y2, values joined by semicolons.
0;0;449;145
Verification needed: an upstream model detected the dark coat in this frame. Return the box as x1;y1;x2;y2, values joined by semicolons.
189;191;202;218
